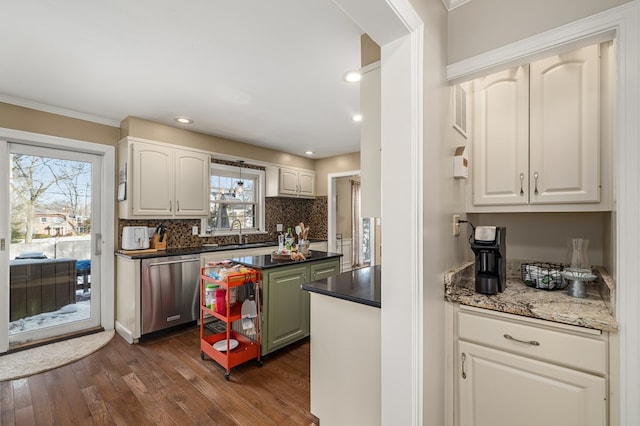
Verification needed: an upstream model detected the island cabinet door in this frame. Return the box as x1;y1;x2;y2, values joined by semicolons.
309;259;340;282
457;341;606;426
264;265;309;355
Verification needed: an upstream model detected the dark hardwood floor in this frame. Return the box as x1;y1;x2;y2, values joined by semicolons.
0;327;315;425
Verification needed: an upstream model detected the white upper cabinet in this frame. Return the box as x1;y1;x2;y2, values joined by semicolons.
266;166;315;198
529;45;600;204
472;66;530;206
119;137;210;219
469;43;609;212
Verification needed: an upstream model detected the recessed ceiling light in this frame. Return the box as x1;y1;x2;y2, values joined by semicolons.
174;116;193;124
352;114;363;122
305;150;315;155
343;70;361;83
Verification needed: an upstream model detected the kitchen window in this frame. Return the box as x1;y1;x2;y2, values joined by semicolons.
202;163;265;235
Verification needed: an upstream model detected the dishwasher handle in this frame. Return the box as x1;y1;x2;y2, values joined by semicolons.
146;258;200;268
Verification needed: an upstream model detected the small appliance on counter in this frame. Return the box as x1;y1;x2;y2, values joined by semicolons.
122;226;150;250
470;226;506;295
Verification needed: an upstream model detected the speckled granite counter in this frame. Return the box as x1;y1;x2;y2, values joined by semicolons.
445;260;617;332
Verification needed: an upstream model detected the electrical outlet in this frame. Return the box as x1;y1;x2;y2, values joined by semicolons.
192;226;198;235
453;214;461;236
276;224;283;232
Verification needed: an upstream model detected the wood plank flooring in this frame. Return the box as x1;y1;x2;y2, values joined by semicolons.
0;327;315;425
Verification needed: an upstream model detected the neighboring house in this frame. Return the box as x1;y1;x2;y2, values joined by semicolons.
33;213;87;237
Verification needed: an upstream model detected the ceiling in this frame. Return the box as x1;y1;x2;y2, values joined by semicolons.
0;1;366;159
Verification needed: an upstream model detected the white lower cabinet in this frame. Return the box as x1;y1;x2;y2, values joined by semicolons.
453;306;608;426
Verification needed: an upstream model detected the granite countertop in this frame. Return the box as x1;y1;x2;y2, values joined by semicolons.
445;260;617;332
231;251;342;270
114;240;326;260
302;265;381;308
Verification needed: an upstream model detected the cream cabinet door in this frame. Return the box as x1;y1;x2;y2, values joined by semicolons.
174;150;209;217
472;66;529;206
529;44;600;204
297;170;315;197
457;340;606;426
131;142;173;216
279;168;300;195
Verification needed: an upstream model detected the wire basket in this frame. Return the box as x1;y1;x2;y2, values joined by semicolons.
521;262;567;290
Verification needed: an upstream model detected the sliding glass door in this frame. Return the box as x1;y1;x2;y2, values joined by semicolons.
3;142;103;348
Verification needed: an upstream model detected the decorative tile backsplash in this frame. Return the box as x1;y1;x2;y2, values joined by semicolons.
118;196;328;249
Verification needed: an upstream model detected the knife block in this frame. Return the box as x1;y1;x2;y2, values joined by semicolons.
151;233;167;250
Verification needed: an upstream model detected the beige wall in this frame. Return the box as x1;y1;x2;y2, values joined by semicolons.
469;212;606;265
314;151;360;196
0;102;119;146
447;0;631;64
361;33;381;67
121;116;315;170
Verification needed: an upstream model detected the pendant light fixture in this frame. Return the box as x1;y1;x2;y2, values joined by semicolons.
236;160;245;195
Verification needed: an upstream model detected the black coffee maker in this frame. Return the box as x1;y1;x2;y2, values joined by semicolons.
470;226;506;295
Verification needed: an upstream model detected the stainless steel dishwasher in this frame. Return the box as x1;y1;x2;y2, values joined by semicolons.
141;254;200;335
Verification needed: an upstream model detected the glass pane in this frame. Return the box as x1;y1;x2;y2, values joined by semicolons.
9;153;92;336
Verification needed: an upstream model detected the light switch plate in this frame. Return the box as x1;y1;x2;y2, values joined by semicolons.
192;226;198;235
276;224;283;232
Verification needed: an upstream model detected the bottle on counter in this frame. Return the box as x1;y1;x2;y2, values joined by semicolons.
278;232;285;252
285;227;294;250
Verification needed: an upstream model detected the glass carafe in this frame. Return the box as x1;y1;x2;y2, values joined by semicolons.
566;238;591;273
562;238;596;298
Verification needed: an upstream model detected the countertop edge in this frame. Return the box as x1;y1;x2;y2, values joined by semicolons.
302;282;381;308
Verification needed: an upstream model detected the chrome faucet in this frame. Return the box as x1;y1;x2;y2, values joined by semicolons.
230;219;243;244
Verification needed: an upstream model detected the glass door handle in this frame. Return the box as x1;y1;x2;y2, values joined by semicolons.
95;233;102;255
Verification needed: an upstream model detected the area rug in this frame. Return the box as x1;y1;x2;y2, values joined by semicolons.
0;329;115;381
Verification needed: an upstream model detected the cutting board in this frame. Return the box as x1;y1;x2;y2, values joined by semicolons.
118;248;158;255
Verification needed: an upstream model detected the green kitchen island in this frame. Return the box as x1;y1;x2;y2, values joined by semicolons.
230;250;342;356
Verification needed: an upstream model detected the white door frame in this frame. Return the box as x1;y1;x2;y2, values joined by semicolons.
446;3;640;424
331;0;424;423
0;128;115;353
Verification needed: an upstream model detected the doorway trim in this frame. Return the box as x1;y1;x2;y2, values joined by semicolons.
0;127;115;353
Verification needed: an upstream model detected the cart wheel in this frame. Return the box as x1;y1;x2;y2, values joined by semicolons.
257;360;263;367
224;373;231;381
200;351;205;360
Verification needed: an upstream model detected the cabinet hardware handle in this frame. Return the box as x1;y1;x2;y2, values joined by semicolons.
169;200;172;212
533;172;539;196
176;200;180;211
503;334;540;346
519;173;525;195
461;352;467;379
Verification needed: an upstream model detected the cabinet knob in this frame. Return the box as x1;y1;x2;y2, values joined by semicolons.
519;173;525;196
533;172;539;196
